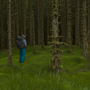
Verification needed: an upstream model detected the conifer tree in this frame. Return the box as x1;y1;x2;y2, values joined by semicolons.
1;0;5;50
12;0;16;47
30;0;33;46
81;0;87;58
40;0;44;48
88;0;90;44
7;0;13;66
38;0;41;45
67;0;72;52
75;0;80;45
49;0;62;71
24;0;26;36
17;0;19;36
61;0;67;43
28;0;32;46
32;11;36;53
46;0;50;45
20;0;24;35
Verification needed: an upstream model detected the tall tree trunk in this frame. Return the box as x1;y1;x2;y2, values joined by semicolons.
46;0;50;45
28;0;32;46
32;11;36;53
47;0;52;44
40;0;44;48
20;0;24;35
30;0;32;46
23;0;26;36
75;0;80;45
67;0;72;52
1;0;5;50
7;0;13;66
49;0;62;71
61;0;67;43
88;0;90;45
12;0;15;47
38;0;41;45
17;0;19;36
12;22;15;47
81;0;87;58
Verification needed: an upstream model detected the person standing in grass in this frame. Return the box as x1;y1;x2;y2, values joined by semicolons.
16;35;27;63
19;35;27;63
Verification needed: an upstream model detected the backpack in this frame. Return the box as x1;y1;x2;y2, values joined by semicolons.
16;36;24;49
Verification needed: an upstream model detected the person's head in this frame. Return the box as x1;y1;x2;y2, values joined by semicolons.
22;35;26;39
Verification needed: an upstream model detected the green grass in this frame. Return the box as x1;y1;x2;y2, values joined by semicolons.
0;45;90;90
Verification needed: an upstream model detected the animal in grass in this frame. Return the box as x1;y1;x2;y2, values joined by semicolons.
16;35;27;63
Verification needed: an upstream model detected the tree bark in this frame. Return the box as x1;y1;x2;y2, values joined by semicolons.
1;0;5;50
20;0;24;35
32;11;36;53
75;0;80;45
17;0;19;36
88;0;90;45
40;0;44;48
23;0;26;36
49;0;62;71
38;0;41;45
30;0;32;46
81;0;87;58
7;0;13;66
61;0;67;43
67;0;72;52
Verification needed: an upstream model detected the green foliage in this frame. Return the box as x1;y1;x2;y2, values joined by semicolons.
0;45;90;90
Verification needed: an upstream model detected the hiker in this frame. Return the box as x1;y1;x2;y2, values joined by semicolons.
16;35;27;63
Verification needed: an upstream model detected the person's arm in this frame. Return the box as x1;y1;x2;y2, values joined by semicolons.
23;39;27;48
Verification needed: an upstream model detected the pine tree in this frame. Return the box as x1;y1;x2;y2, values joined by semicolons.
17;0;19;36
47;0;53;44
46;0;50;45
12;0;16;47
38;0;41;45
28;0;32;46
61;0;67;43
67;0;72;52
75;0;80;45
32;11;36;53
81;0;87;58
23;0;26;36
39;0;44;48
49;0;62;71
30;0;32;46
20;0;24;35
7;0;13;66
88;0;90;45
1;0;5;50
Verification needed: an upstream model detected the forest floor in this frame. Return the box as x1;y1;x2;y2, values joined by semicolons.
0;45;90;90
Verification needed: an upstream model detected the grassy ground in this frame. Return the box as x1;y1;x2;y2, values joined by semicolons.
0;45;90;90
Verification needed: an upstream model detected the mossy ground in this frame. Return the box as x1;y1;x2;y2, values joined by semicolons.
0;45;90;90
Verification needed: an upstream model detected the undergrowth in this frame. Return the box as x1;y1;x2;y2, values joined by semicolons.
0;45;90;90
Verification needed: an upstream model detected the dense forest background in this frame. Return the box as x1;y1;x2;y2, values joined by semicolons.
0;0;89;56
